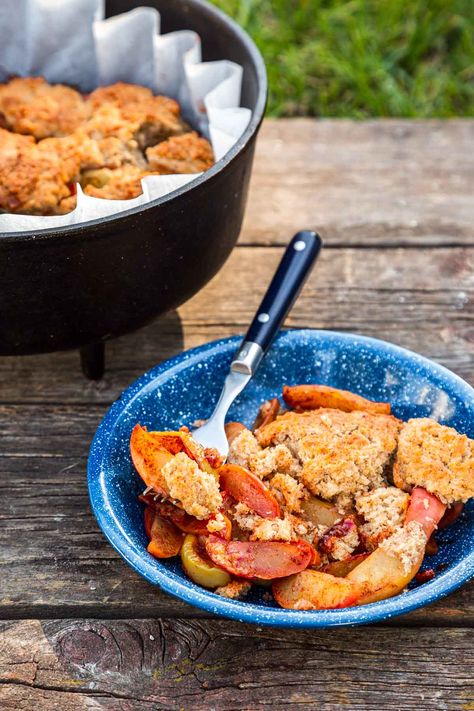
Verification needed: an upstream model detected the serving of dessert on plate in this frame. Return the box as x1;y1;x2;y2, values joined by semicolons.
0;77;214;215
129;383;474;610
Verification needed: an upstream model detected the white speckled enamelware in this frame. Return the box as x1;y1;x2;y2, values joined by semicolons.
88;330;474;627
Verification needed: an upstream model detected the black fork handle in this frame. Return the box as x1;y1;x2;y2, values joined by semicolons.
244;230;322;351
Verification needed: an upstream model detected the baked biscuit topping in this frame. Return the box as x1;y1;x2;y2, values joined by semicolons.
0;76;90;138
394;418;474;504
0;77;213;214
161;452;222;520
256;408;401;502
356;487;410;548
131;383;470;610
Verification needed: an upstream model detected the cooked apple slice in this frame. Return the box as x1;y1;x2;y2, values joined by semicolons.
218;463;280;518
140;495;231;538
345;491;445;604
130;424;173;494
143;506;154;539
203;447;224;469
204;535;313;579
282;384;391;414
273;570;360;610
346;489;446;604
345;546;422;605
404;487;446;538
149;428;217;476
322;553;369;577
140;496;210;535
274;488;447;609
437;502;463;530
146;512;183;559
131;424;218;492
253;398;280;431
301;496;341;528
181;534;231;588
274;544;422;610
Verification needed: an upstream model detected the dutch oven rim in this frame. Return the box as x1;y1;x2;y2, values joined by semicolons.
0;0;267;245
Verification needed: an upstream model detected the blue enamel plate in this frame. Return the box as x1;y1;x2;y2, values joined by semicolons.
88;330;474;627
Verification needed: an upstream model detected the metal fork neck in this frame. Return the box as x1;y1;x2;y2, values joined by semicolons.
231;341;264;375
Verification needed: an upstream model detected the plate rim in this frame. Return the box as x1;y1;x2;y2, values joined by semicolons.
88;329;474;628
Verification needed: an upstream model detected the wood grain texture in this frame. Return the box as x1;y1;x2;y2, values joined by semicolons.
0;246;472;405
0;244;472;621
1;120;474;709
0;619;473;710
241;119;474;246
0;400;472;622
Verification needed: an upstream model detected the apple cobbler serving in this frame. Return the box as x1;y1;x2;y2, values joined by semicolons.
130;384;473;609
0;77;214;216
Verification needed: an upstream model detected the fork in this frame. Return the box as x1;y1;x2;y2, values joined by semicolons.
193;230;322;458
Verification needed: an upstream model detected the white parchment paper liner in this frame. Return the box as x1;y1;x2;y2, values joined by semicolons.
0;0;251;232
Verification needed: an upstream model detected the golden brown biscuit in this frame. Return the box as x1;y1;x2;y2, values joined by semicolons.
356;486;410;550
0;76;89;139
84;104;139;143
0;129;80;215
82;165;150;201
393;418;474;504
87;82;156;108
0;78;212;215
87;82;188;149
146;132;214;174
256;409;402;502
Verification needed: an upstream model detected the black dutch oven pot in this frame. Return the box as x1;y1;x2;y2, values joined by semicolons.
0;0;267;378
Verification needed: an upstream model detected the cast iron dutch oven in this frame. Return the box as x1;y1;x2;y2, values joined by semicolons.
0;0;267;377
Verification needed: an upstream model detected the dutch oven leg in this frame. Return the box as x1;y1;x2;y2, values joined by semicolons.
80;342;105;380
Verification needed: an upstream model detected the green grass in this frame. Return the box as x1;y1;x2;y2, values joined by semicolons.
210;0;474;117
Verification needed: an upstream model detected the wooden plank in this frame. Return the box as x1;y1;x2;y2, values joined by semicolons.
0;246;472;405
0;402;472;622
0;619;473;710
241;119;474;246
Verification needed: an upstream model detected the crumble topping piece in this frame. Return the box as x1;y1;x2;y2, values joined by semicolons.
215;580;251;599
0;128;81;215
256;408;401;502
394;418;474;504
233;503;315;543
356;486;410;548
0;76;89;139
207;512;227;534
146;132;214;174
251;517;294;542
232;502;259;532
228;429;262;470
250;444;300;479
270;473;307;512
81;165;150;201
161;452;222;520
380;520;427;574
319;518;360;561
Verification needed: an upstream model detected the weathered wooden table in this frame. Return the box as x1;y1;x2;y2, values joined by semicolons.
1;119;473;710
